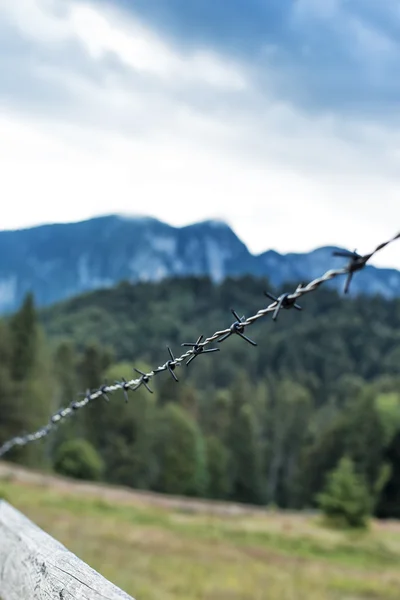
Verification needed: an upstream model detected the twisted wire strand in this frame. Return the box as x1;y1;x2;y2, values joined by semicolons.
0;231;399;458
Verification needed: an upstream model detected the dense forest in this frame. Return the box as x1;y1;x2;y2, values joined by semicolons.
1;275;400;518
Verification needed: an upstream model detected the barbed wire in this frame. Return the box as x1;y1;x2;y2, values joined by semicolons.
0;231;399;458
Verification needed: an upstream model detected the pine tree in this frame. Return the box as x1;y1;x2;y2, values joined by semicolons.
156;404;208;497
227;372;264;504
265;378;312;507
77;343;112;447
206;435;230;499
100;361;159;490
344;389;387;495
6;295;53;468
52;341;80;449
78;343;109;390
377;430;400;518
317;456;372;529
9;292;37;381
54;342;78;405
0;321;20;445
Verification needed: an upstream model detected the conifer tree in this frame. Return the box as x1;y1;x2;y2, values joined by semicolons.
227;371;264;504
156;404;208;497
77;342;112;447
99;361;159;490
0;324;22;449
10;292;37;381
6;294;53;467
52;341;80;449
317;456;372;528
206;435;230;499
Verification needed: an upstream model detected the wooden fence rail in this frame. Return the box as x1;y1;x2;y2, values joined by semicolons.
0;500;135;600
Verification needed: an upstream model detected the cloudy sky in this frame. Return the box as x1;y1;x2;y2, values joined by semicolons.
1;0;400;266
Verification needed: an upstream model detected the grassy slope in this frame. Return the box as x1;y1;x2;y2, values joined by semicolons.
1;464;400;600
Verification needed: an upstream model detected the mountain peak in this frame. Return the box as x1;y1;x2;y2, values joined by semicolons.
115;213;165;225
0;215;399;314
182;218;231;231
197;218;230;228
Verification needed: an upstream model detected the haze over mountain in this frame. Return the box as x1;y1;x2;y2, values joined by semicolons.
1;214;400;313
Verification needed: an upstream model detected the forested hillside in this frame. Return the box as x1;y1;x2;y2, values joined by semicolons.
1;276;400;517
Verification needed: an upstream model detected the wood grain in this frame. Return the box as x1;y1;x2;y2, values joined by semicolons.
0;500;135;600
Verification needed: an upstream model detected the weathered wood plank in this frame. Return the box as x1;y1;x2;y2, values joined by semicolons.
0;500;135;600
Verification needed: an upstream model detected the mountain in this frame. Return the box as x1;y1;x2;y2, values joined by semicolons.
257;247;400;297
1;214;400;313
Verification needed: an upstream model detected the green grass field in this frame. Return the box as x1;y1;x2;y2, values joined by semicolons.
1;468;400;599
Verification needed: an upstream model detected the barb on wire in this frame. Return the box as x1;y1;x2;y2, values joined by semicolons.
218;309;257;346
264;292;302;321
333;232;400;294
115;378;132;402
332;249;368;294
132;368;153;393
0;230;398;458
100;381;111;402
166;347;179;382
181;335;220;366
78;388;92;404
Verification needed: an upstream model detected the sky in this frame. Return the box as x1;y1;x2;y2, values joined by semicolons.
1;0;400;267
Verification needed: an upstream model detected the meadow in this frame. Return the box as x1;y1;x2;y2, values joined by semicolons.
1;464;400;600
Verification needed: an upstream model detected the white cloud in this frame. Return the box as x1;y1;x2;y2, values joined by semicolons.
0;0;399;270
71;4;246;89
1;0;246;90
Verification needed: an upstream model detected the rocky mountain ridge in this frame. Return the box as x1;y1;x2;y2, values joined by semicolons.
1;214;399;312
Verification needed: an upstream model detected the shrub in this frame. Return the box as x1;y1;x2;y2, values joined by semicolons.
54;439;103;481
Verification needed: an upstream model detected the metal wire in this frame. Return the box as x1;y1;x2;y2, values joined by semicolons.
0;231;399;458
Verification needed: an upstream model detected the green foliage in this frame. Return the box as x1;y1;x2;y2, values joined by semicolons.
75;343;113;448
9;292;37;381
317;457;372;529
156;404;208;497
100;361;160;490
0;294;53;468
227;372;264;504
41;276;400;391
376;431;400;518
343;391;387;490
52;341;80;449
205;435;230;499
54;439;104;481
265;378;313;507
78;342;113;390
2;278;400;516
375;393;400;446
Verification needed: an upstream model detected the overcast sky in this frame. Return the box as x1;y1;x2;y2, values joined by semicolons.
1;0;400;266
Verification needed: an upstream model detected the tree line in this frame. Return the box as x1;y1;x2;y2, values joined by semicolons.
1;276;400;520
